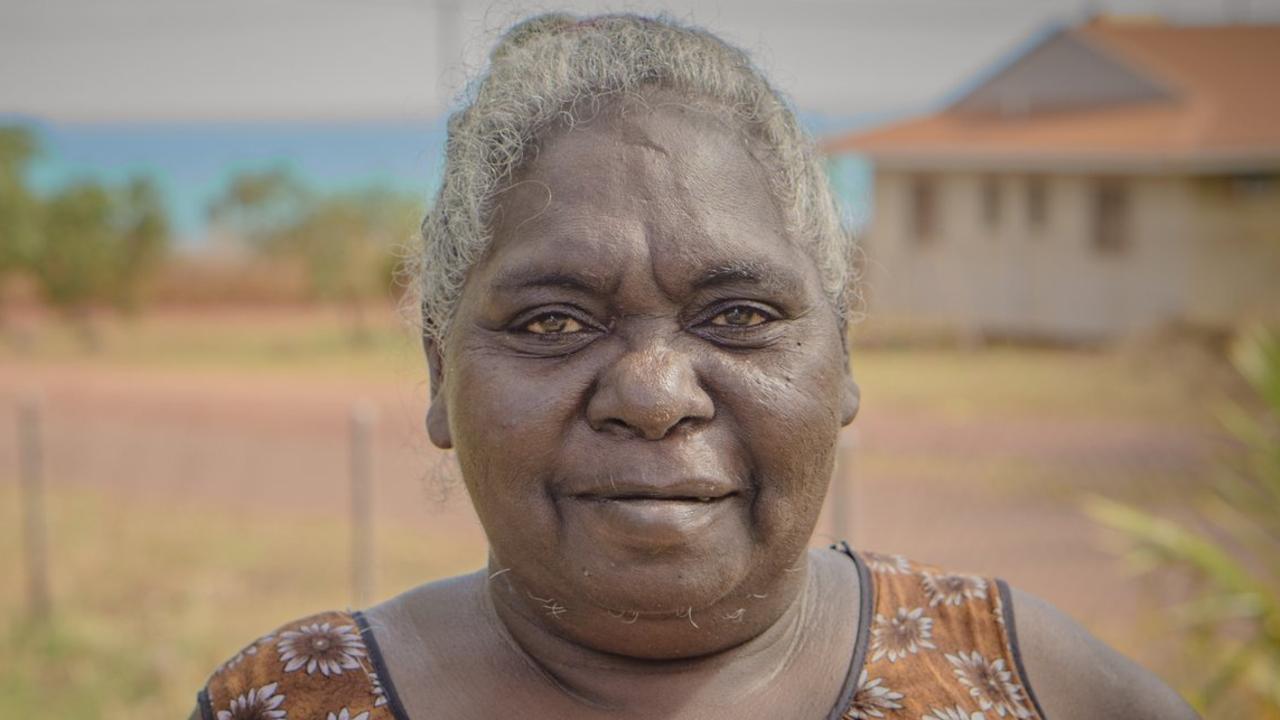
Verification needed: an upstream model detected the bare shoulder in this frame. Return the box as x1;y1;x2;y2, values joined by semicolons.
363;569;493;658
1008;585;1199;719
361;570;525;715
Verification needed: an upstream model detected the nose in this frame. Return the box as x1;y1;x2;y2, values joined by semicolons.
587;343;715;440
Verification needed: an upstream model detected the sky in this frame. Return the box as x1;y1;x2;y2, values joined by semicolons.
5;0;1279;122
3;0;1278;243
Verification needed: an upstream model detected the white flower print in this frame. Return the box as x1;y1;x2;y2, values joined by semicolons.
220;642;258;671
871;606;937;662
923;705;986;720
992;591;1006;627
922;572;988;607
216;682;286;720
278;622;366;677
864;552;912;575
946;650;1032;718
368;671;388;707
845;669;905;719
325;710;369;720
219;633;275;672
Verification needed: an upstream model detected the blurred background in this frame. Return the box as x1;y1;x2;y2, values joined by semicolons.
2;1;1278;717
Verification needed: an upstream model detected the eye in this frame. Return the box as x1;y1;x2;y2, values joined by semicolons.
523;312;586;335
708;306;771;328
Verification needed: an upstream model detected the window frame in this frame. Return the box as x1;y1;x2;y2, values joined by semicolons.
1092;178;1129;256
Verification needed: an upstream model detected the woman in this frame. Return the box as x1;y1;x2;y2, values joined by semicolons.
194;14;1196;720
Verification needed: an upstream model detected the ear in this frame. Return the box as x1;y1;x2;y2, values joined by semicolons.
839;325;860;427
424;337;453;449
840;371;860;427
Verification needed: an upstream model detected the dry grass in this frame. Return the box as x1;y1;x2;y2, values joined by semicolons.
0;306;1234;718
0;483;483;720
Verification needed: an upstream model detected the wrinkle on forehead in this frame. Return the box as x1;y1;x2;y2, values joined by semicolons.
613;118;672;158
534;91;774;195
475;94;816;313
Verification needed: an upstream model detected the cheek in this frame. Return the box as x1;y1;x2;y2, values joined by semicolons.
445;342;593;540
714;333;846;540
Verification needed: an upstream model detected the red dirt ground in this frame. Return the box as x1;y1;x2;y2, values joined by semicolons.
0;354;1208;663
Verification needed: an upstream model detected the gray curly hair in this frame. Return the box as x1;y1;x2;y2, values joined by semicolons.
413;12;854;344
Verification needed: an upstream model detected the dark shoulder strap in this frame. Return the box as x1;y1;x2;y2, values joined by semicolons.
200;610;399;720
826;543;876;720
353;610;414;720
996;579;1049;720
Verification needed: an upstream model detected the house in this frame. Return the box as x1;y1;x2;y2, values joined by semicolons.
824;18;1280;341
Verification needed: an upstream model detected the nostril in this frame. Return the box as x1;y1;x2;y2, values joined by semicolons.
602;418;631;434
670;415;704;434
585;346;715;439
594;414;702;441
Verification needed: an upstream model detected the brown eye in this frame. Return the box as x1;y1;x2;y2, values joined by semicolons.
710;306;769;328
525;313;585;335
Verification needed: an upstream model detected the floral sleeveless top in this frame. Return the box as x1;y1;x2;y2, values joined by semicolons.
198;546;1046;720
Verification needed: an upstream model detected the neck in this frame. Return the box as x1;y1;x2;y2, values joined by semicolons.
482;550;833;713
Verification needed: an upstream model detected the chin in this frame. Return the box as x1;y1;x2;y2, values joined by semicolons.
549;494;761;613
570;542;755;615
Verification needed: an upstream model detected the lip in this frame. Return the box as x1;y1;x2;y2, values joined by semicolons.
564;477;740;502
562;491;743;550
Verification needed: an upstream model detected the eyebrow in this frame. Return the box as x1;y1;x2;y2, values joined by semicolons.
489;258;806;298
692;259;805;296
491;267;610;295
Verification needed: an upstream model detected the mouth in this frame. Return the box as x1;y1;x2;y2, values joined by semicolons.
565;477;742;504
561;481;745;551
573;492;738;503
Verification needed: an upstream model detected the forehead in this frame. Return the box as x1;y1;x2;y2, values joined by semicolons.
476;100;816;296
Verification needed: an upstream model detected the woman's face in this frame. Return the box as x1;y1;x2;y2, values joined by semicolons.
429;100;858;650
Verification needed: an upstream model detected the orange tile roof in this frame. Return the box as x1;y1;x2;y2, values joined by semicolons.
824;20;1280;169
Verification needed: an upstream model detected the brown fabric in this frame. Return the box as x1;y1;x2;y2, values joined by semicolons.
841;551;1044;720
201;610;396;720
200;551;1043;720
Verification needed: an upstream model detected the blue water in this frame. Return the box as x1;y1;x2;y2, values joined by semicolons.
5;113;873;245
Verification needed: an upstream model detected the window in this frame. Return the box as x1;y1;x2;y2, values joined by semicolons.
1026;176;1047;229
981;176;1001;230
909;175;937;245
1228;173;1277;199
1092;180;1128;255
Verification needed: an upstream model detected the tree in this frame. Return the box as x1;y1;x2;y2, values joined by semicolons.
291;188;420;343
209;169;423;343
0;126;42;304
34;182;116;337
207;167;311;252
110;177;170;312
33;176;171;343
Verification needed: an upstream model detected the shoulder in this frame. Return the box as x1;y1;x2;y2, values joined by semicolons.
360;571;521;682
847;549;1198;720
1006;585;1199;720
198;609;396;720
849;549;1042;719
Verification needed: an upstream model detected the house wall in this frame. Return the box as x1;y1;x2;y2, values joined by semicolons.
861;169;1198;340
1184;176;1280;326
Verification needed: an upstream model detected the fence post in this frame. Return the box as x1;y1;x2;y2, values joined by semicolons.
349;400;376;607
831;429;859;546
19;394;50;622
